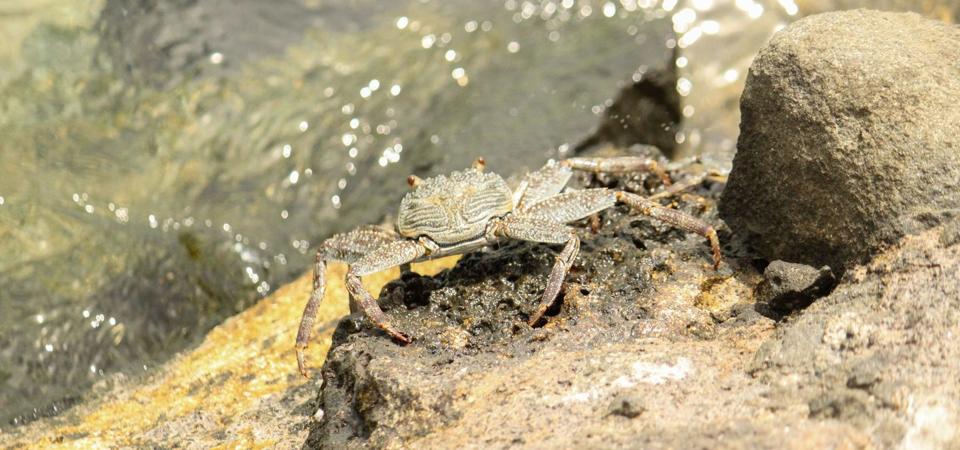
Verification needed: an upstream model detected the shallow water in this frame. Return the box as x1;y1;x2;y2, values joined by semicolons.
0;0;951;426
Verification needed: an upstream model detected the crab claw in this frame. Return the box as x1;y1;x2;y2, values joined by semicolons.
407;175;423;187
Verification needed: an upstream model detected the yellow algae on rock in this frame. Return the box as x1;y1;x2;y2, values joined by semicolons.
1;257;458;449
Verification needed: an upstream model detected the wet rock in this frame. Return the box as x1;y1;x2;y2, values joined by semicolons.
720;10;960;269
756;261;835;314
578;58;682;157
752;227;960;449
0;259;457;448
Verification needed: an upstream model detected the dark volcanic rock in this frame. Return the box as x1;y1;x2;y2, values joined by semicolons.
579;61;683;158
756;260;835;314
752;227;960;449
720;10;960;269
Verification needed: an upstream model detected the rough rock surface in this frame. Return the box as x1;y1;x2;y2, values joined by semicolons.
308;157;874;449
720;10;960;269
752;228;960;450
311;210;960;449
796;0;960;20
315;166;731;448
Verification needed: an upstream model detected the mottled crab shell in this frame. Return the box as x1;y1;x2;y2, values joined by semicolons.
397;168;514;244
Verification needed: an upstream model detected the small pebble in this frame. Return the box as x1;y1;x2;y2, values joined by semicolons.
606;392;645;419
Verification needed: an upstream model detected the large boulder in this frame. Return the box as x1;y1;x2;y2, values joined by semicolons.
720;10;960;269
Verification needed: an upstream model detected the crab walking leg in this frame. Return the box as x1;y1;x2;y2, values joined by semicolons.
515;160;574;210
520;188;617;224
563;156;672;186
518;188;721;269
346;239;428;343
493;216;580;326
295;225;403;377
615;191;722;269
295;251;326;377
516;155;672;213
530;237;579;325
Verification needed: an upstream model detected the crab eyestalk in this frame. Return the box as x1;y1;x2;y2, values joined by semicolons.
472;156;486;172
407;175;423;188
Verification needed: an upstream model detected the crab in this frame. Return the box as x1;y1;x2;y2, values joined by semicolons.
295;155;721;376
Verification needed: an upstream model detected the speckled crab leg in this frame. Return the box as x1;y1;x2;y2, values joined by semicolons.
615;191;721;269
515;156;671;212
296;251;327;377
518;188;721;269
564;156;672;186
295;225;404;378
345;239;428;343
491;216;580;326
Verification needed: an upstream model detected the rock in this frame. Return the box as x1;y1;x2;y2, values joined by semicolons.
756;260;835;314
307;162;960;448
308;160;897;449
12;158;950;449
752;227;960;449
796;0;960;20
720;10;960;269
578;60;683;157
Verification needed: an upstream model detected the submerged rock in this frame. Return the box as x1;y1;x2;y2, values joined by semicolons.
720;10;960;269
96;0;339;86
